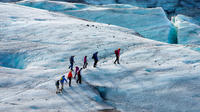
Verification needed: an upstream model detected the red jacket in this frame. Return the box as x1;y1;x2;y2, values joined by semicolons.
68;71;73;78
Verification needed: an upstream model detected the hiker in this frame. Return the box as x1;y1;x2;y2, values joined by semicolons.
114;48;120;64
60;75;67;92
68;70;73;87
76;68;82;84
92;52;98;67
83;56;88;69
55;80;60;94
74;66;79;79
69;56;75;71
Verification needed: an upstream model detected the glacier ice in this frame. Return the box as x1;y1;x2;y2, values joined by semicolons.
0;3;149;111
1;1;200;112
172;15;200;45
18;0;177;44
0;52;27;69
65;7;177;43
47;0;200;20
61;0;200;13
17;0;89;11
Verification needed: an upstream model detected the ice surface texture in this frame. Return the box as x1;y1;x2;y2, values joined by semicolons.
1;2;200;112
18;0;177;44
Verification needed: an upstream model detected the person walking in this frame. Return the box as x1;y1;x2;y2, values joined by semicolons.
83;56;88;69
92;52;98;67
69;56;75;71
60;75;67;92
68;70;73;87
74;66;79;79
76;68;82;84
114;48;120;64
55;80;60;94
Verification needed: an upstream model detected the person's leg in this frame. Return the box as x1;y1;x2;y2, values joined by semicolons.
56;86;59;93
70;64;72;70
114;59;117;64
69;77;71;87
93;60;96;67
74;73;77;79
69;63;73;70
69;64;71;69
77;75;81;84
79;75;82;84
76;78;78;83
94;60;97;67
85;62;88;68
114;55;117;64
117;56;120;64
71;63;73;71
60;83;64;92
83;62;86;69
96;60;98;67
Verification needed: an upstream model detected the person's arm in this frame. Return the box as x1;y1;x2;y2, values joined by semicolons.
64;78;68;83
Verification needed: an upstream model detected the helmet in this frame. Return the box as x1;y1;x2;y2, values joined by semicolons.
118;48;121;50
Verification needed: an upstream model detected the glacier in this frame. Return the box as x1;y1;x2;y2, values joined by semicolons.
16;0;200;45
172;15;200;45
1;2;200;112
18;0;177;44
64;0;200;18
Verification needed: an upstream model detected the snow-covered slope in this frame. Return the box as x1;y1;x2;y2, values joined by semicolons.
18;0;177;44
1;2;200;112
172;15;200;45
0;3;130;111
84;45;200;111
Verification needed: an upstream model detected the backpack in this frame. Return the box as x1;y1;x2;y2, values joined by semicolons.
115;50;118;54
60;77;63;81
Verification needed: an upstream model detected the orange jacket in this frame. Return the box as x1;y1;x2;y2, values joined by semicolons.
68;71;73;78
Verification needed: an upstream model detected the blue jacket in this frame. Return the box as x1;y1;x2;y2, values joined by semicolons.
92;52;98;61
60;76;67;83
70;56;74;64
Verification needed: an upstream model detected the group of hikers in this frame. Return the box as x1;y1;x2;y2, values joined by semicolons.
55;48;121;94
